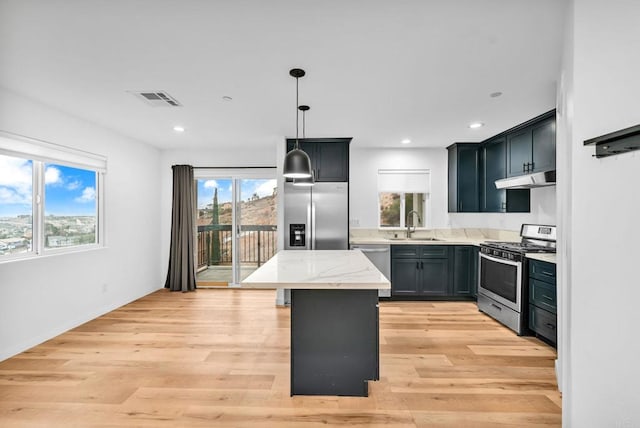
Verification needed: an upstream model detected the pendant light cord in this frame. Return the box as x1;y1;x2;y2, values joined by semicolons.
295;76;300;149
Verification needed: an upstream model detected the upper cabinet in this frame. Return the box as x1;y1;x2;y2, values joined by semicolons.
481;137;530;213
482;137;507;212
286;138;351;182
447;110;555;214
447;143;479;212
507;113;556;177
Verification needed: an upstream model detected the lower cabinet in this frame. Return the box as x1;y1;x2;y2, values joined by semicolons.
528;259;557;346
453;246;478;297
391;245;477;299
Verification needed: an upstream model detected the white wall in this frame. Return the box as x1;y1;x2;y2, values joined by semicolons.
349;147;556;231
0;88;162;361
561;0;640;426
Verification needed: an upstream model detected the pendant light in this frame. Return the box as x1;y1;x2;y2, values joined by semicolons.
293;105;315;186
283;68;312;178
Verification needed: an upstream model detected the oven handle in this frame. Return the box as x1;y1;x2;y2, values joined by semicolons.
479;252;522;267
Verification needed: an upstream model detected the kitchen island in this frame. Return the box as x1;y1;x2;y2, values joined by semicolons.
242;250;390;397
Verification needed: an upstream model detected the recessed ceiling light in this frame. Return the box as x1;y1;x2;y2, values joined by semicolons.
222;96;233;101
173;126;185;132
490;91;503;98
401;139;411;144
468;122;484;129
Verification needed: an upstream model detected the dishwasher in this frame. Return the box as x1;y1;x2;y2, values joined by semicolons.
351;244;391;297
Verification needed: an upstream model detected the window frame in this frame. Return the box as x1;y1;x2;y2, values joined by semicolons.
377;169;430;230
0;132;106;263
377;191;428;229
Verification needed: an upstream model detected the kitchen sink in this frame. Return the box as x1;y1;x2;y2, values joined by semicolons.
387;237;442;241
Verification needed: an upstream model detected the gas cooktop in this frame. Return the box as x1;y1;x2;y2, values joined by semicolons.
481;241;556;253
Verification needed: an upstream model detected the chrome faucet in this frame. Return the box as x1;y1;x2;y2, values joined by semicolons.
406;210;422;238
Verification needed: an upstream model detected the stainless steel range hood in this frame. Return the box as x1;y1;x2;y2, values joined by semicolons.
494;170;556;189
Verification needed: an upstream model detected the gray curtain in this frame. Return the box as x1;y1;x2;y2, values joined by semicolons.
165;164;197;292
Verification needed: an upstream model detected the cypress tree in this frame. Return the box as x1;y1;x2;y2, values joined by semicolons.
210;188;221;265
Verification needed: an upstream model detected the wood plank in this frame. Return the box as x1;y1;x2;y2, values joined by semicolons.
0;289;561;427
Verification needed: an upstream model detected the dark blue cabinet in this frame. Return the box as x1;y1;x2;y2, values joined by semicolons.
453;246;478;297
449;111;555;214
391;245;477;299
286;138;351;182
482;137;507;212
448;143;479;212
528;259;557;346
507;115;556;177
481;137;530;213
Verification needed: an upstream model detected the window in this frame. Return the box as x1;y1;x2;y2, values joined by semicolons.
378;169;430;228
0;132;105;260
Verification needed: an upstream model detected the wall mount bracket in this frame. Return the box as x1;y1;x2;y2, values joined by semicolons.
584;123;640;158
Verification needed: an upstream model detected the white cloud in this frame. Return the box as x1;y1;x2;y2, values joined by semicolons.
67;180;82;190
203;180;219;189
74;186;95;203
0;155;32;204
255;179;277;198
45;166;62;185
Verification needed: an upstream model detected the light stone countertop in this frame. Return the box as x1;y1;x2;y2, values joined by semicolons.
241;250;391;290
349;227;521;247
525;253;557;264
349;237;487;246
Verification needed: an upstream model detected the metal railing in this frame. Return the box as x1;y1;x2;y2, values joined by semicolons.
197;224;277;269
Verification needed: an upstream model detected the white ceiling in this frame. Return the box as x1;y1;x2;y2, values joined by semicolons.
0;0;567;151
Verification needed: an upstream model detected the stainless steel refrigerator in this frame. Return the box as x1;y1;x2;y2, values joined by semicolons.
284;182;348;250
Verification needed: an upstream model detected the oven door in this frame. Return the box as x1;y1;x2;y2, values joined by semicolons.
478;252;522;312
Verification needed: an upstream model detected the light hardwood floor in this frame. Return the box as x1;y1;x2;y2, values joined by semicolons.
0;289;561;427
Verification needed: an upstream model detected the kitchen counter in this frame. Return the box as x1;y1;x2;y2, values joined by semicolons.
349;227;522;247
242;249;386;397
526;253;557;264
349;236;488;246
241;249;390;290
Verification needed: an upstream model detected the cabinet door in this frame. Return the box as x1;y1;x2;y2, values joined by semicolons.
453;246;476;296
391;258;420;296
457;145;479;212
482;137;506;212
314;142;349;182
507;128;533;177
531;118;556;172
420;258;450;296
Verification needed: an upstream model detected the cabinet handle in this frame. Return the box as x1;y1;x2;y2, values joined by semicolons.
543;295;554;301
491;303;502;311
523;162;526;172
501;202;506;212
420;261;424;269
530;161;535;171
545;323;556;330
542;270;554;277
416;261;420;270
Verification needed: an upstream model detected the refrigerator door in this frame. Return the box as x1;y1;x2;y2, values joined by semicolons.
311;183;349;250
284;183;311;250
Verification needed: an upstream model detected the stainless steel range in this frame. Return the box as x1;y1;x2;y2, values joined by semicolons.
478;224;556;334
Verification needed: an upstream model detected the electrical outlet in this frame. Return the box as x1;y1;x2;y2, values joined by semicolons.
102;283;108;293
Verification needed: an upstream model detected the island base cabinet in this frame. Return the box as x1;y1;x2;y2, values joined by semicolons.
290;289;379;396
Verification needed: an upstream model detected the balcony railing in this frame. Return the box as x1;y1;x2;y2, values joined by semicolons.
197;224;277;269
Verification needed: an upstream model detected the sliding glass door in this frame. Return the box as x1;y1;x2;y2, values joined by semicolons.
196;177;234;286
194;169;277;286
237;178;278;281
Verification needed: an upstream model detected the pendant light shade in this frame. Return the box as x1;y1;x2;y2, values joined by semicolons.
283;68;312;179
284;148;312;178
293;105;315;186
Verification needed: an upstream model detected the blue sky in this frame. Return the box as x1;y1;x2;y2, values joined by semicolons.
0;154;96;217
197;178;277;209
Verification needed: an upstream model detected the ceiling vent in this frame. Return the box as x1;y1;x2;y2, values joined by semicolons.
129;91;182;107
